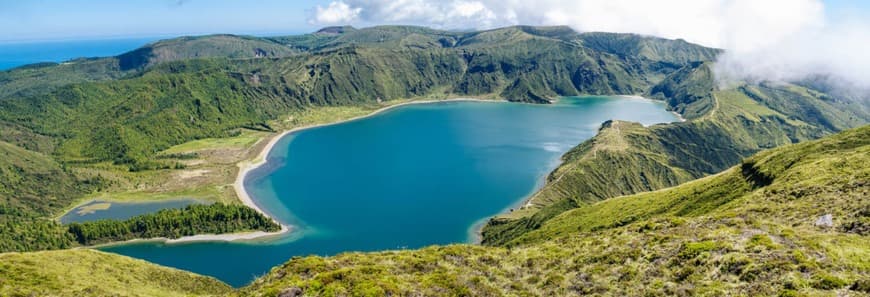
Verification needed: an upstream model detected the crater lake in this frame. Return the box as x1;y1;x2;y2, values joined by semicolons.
102;96;680;286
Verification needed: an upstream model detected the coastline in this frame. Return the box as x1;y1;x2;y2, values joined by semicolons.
616;95;687;122
84;98;500;248
468;95;685;242
87;227;292;248
92;95;677;246
467;150;562;244
229;98;503;242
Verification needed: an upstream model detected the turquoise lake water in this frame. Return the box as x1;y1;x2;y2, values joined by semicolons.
59;199;203;224
102;97;679;287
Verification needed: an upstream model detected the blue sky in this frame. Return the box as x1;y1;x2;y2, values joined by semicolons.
0;0;866;42
0;0;330;42
827;0;870;16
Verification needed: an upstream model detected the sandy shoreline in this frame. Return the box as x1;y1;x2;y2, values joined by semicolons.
92;95;677;246
86;226;293;248
616;95;687;122
226;98;501;243
81;98;498;247
228;95;681;245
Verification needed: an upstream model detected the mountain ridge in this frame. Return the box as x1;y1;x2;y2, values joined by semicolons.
242;125;870;296
0;25;866;296
2;125;866;296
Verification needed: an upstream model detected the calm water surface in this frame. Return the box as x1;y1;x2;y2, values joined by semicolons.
59;199;203;224
0;37;158;70
102;97;679;286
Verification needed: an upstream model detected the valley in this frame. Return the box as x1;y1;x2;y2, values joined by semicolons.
0;25;866;296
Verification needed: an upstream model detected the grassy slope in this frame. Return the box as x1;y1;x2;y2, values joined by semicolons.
5;126;864;296
0;141;93;215
0;26;718;168
0;26;722;250
0;132;279;252
480;61;869;245
241;126;869;297
0;35;293;100
0;249;231;297
117;34;299;70
0;26;866;295
0;141;97;252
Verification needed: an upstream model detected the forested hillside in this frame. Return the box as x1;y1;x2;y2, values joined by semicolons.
242;125;870;296
0;249;231;297
2;125;866;297
67;203;280;245
0;25;867;296
0;26;730;250
1;25;866;251
481;61;870;245
0;26;720;168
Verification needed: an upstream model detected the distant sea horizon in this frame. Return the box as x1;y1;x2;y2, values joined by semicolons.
0;30;310;71
0;37;161;70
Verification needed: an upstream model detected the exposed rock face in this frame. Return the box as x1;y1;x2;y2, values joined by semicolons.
815;214;834;228
277;287;303;297
254;48;267;58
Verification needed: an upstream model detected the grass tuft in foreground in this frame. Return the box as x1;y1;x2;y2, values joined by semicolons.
0;249;231;297
240;125;869;296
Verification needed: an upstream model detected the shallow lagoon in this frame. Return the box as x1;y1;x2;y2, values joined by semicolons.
102;96;679;286
60;199;203;224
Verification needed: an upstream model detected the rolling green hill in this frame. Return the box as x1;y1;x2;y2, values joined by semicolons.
0;140;99;251
0;34;298;101
0;26;720;169
480;61;869;246
0;25;865;248
0;249;231;297
117;34;299;70
0;129;277;252
241;125;869;296
0;25;867;296
4;125;865;296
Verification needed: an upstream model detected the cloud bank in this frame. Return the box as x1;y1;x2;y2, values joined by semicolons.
310;0;870;90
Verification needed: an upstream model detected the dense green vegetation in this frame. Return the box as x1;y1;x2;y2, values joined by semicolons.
0;91;278;251
0;203;278;252
0;35;303;251
240;125;869;296
0;25;719;169
0;25;867;296
117;34;299;70
67;203;280;245
3;125;867;296
0;25;728;252
0;249;231;297
0;140;101;252
481;61;869;245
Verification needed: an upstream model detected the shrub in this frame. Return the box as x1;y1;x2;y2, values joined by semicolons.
811;273;849;290
679;241;719;259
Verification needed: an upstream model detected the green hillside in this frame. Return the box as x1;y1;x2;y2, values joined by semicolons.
0;130;277;252
481;61;869;245
0;35;295;100
0;140;98;251
117;34;299;70
0;249;231;297
241;125;869;296
0;25;867;296
0;26;719;169
0;25;864;248
3;126;866;297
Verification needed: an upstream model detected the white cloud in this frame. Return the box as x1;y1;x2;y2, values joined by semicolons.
309;0;870;89
448;1;495;22
311;1;361;24
715;18;870;89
